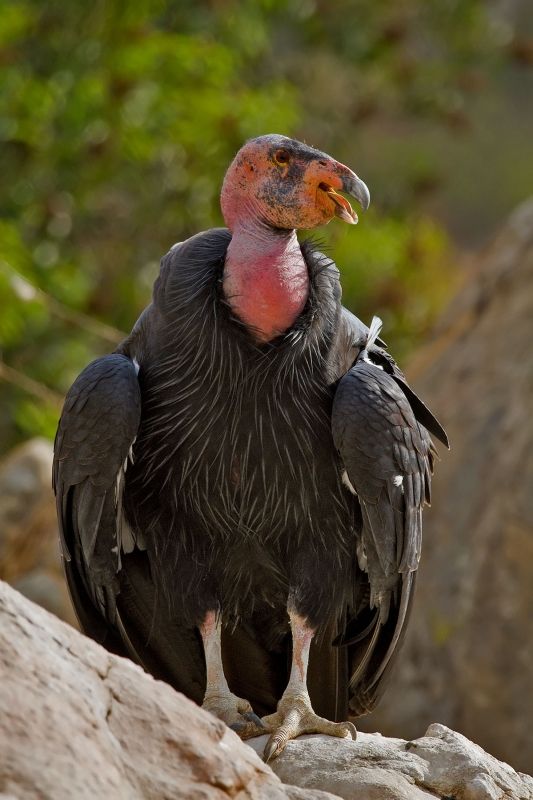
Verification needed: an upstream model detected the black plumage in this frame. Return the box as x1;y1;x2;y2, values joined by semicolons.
54;228;447;721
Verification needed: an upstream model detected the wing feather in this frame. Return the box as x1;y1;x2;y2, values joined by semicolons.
332;360;435;712
331;307;448;449
53;353;141;622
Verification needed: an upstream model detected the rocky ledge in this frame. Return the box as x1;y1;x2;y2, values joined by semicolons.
1;579;531;800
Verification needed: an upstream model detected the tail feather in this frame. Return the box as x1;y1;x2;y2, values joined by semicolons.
348;615;382;689
368;571;413;690
347;571;417;717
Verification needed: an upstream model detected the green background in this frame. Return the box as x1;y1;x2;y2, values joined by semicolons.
1;0;532;450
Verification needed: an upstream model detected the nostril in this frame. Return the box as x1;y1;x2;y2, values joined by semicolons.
318;160;327;167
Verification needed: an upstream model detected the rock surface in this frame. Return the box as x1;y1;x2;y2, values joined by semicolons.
249;729;533;800
360;198;533;774
1;580;531;800
0;579;333;800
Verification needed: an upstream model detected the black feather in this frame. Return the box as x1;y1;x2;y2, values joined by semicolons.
332;334;436;710
54;228;446;721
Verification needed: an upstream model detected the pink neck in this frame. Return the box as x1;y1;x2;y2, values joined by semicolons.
222;218;309;343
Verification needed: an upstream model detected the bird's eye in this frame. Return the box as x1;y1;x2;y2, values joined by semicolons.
273;149;291;166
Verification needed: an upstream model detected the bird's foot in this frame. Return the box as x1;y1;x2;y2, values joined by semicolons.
202;691;266;740
261;691;357;761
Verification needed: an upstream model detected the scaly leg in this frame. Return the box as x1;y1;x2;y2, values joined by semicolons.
262;609;357;761
200;611;264;739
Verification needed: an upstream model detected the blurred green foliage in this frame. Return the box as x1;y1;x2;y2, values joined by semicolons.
1;0;532;451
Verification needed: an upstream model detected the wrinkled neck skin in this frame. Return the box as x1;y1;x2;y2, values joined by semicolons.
223;213;309;344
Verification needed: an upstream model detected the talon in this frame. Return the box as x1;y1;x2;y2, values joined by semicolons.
243;711;266;728
261;689;357;760
264;735;284;763
230;721;246;733
201;687;264;739
344;721;358;740
231;720;266;740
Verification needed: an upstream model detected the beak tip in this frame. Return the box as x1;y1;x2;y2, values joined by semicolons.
343;174;370;212
359;182;371;212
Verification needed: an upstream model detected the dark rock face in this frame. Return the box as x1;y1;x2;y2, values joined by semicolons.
359;199;533;775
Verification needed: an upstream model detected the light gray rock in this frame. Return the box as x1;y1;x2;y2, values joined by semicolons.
247;725;533;799
1;579;532;800
407;723;533;800
249;732;436;799
0;580;333;800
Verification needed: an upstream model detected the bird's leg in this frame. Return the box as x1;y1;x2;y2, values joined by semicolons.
199;611;264;739
262;609;357;761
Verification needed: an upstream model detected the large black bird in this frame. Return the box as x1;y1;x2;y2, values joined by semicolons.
53;135;447;760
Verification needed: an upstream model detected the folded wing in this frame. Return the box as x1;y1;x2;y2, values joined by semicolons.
332;350;436;715
53;354;141;633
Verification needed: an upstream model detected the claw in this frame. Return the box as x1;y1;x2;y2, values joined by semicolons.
243;711;266;729
344;721;358;741
229;718;266;739
261;694;358;760
264;736;283;763
229;710;267;741
230;721;246;733
202;687;266;740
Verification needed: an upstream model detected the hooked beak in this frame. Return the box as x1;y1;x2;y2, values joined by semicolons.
341;174;370;213
316;162;370;225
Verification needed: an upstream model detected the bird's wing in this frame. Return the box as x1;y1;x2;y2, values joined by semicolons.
368;345;449;448
53;353;141;628
331;360;434;716
332;306;448;448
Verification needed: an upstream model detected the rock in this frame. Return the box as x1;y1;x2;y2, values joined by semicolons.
0;579;334;800
249;733;437;800
1;580;531;800
0;438;76;626
359;198;533;774
247;726;533;800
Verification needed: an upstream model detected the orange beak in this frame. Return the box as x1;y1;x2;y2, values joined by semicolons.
311;160;370;224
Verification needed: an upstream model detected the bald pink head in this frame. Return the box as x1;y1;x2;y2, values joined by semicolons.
221;135;370;343
220;134;370;233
